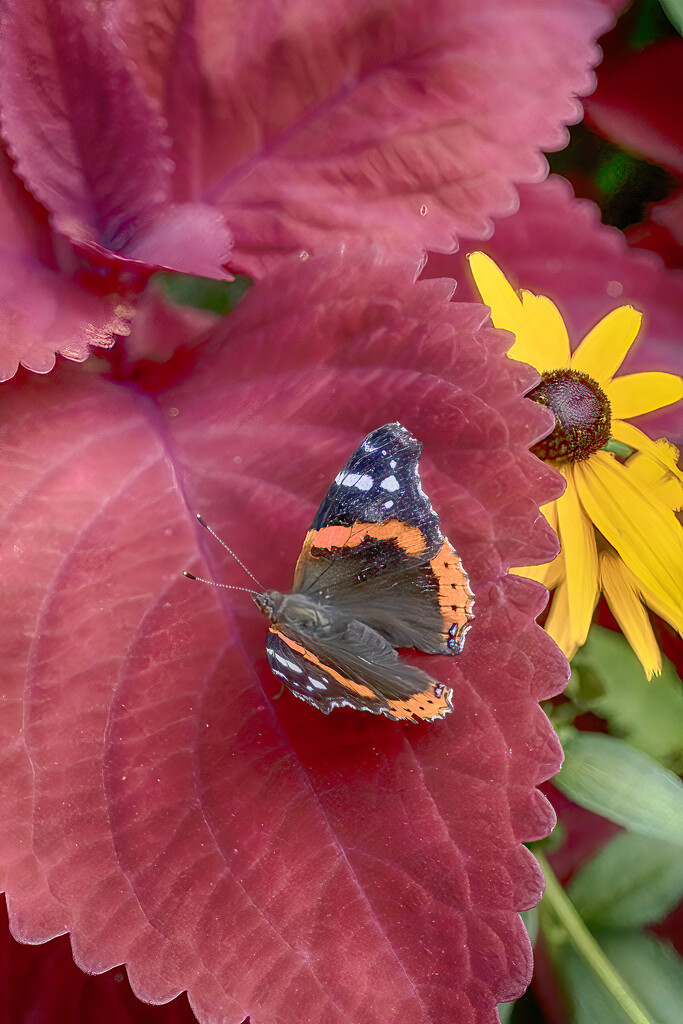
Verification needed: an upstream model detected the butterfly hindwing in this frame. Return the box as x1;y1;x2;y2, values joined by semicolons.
266;619;453;722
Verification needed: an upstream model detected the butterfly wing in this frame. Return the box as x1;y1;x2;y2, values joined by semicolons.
292;423;473;655
266;618;453;722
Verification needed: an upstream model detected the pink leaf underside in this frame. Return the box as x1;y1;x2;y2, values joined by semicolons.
0;248;565;1024
424;175;683;442
0;147;134;381
0;0;232;279
103;0;619;276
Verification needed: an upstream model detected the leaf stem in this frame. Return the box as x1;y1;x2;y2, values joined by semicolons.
602;438;634;458
535;851;655;1024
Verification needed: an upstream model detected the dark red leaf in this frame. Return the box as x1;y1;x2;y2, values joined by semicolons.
0;899;198;1024
584;38;683;177
0;248;564;1023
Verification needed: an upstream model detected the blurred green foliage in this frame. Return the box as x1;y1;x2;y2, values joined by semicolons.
157;271;252;316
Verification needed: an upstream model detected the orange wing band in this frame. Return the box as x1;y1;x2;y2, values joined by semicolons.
299;517;427;559
430;539;474;648
271;629;452;723
386;684;453;722
271;629;377;700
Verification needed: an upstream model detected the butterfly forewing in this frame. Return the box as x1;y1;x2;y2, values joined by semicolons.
293;423;473;657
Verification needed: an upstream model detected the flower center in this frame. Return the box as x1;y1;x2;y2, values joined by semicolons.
528;369;611;462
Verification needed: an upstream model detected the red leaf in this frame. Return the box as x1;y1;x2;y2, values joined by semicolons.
106;0;619;275
0;146;133;381
424;175;683;442
584;38;683;177
0;249;564;1023
0;0;232;280
0;900;198;1024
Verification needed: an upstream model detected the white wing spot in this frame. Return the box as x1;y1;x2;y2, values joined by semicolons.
390;460;397;469
363;440;378;452
380;475;400;492
308;676;328;690
340;472;361;487
272;651;303;674
355;474;373;491
383;500;394;509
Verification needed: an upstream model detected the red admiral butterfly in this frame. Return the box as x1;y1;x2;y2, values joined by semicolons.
186;423;473;722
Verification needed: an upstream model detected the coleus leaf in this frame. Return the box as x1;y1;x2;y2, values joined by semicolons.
0;248;565;1024
0;0;232;281
0;145;134;382
104;0;618;275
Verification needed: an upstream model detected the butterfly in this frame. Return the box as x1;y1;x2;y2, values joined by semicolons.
186;423;474;722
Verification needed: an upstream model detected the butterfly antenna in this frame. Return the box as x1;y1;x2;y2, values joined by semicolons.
190;514;265;589
182;571;259;596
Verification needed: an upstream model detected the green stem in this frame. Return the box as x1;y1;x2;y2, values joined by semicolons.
536;851;655;1024
602;438;634;458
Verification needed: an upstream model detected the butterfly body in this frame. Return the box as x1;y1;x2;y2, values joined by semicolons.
255;423;474;723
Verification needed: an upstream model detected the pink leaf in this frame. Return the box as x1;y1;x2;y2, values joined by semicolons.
0;248;564;1023
0;0;232;280
424;175;683;441
107;0;619;275
0;146;133;381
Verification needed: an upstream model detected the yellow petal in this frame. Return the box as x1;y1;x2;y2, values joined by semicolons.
467;252;570;370
555;466;599;650
625;439;683;511
634;575;683;636
510;498;563;587
542;497;560;535
574;452;683;629
545;580;581;661
612;421;683;496
518;291;572;370
570;306;642;385
512;551;565;589
599;550;662;679
607;371;683;419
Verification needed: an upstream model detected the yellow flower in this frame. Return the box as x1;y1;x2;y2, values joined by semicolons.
469;252;683;677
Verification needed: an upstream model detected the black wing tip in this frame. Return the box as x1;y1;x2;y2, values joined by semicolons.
364;422;419;447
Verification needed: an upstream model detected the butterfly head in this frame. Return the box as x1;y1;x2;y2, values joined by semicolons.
252;589;285;622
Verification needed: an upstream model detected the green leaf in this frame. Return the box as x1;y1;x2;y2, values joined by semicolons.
156;272;252;315
569;832;683;928
561;933;683;1024
555;730;683;845
660;0;683;35
497;999;515;1023
568;627;683;770
537;852;655;1024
